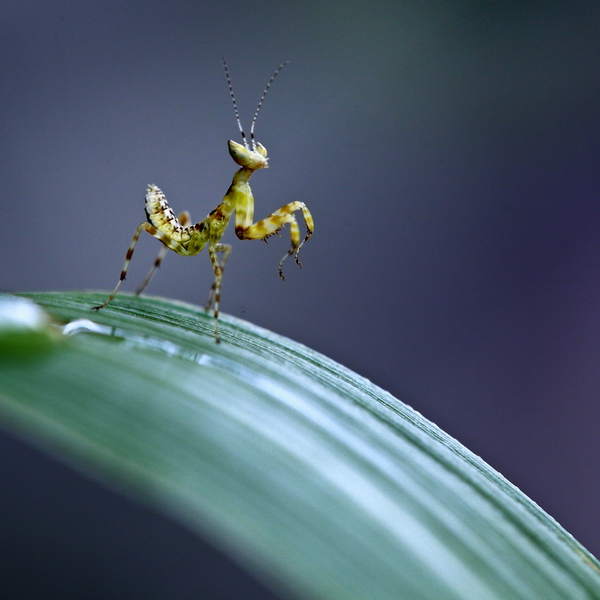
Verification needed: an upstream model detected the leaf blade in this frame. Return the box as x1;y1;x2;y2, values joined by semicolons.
1;291;599;599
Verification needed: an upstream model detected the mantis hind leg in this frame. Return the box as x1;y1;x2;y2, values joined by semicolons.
92;221;188;311
135;245;168;295
135;211;192;296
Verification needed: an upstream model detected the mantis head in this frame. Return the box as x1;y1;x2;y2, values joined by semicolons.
228;139;269;170
222;58;289;172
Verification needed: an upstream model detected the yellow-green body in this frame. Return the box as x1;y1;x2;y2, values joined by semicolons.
93;140;313;342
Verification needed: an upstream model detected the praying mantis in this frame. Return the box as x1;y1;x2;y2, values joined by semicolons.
93;59;313;342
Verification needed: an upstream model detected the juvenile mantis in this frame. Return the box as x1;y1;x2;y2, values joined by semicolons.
93;59;313;342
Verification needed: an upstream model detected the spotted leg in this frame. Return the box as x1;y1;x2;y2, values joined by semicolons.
235;201;314;279
92;222;189;311
204;242;232;342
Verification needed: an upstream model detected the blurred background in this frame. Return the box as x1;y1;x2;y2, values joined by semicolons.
2;0;600;593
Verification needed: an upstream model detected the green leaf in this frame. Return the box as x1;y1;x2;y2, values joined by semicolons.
1;291;599;599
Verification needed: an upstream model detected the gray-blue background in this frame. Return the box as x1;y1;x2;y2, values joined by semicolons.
3;0;600;573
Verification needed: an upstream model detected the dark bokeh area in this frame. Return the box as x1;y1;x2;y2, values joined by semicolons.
0;430;282;599
2;0;600;591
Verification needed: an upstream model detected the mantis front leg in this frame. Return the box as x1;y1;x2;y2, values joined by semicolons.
235;201;314;279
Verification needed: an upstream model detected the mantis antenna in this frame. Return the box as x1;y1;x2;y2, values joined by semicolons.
249;61;290;149
222;57;290;150
221;57;248;148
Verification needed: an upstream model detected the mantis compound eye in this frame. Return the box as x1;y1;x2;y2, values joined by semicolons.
255;142;267;158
